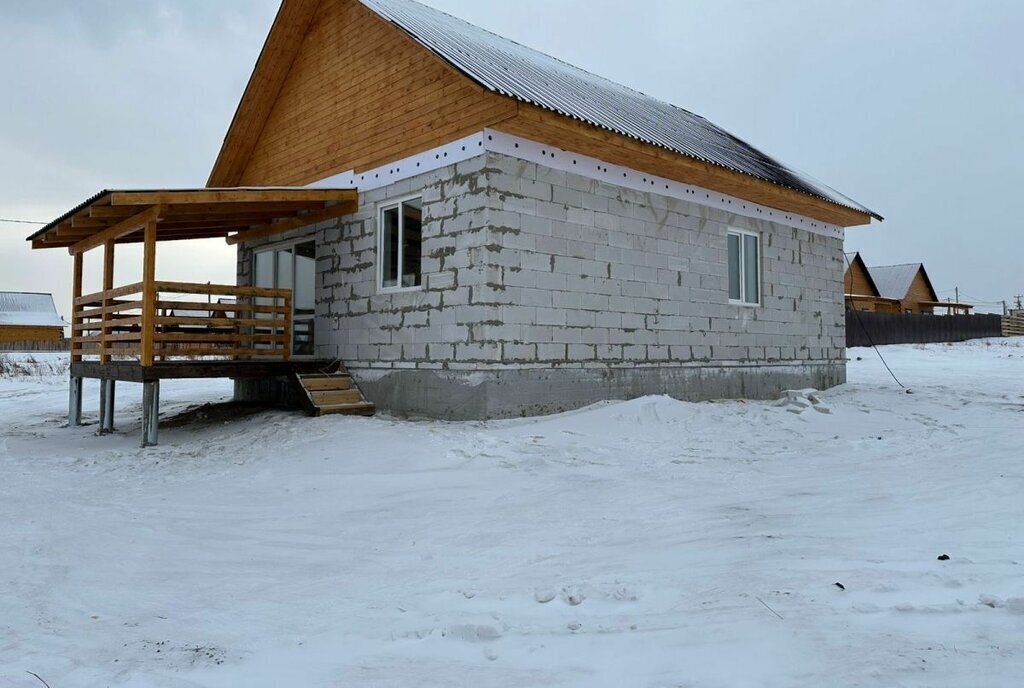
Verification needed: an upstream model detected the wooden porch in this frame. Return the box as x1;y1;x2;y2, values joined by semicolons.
28;187;371;446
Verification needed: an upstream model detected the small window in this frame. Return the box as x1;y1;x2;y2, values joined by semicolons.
378;197;422;291
727;228;760;305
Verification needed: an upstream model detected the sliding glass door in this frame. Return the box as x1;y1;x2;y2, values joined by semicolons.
253;240;316;357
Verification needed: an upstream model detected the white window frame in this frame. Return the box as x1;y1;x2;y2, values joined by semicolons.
377;195;424;294
727;227;762;307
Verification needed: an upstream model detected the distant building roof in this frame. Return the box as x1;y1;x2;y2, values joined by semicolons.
0;292;67;328
360;0;881;221
868;263;930;301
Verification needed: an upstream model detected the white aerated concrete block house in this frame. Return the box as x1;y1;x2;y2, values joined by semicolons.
216;0;881;419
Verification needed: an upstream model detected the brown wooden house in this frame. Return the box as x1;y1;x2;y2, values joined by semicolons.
843;252;899;312
0;292;67;350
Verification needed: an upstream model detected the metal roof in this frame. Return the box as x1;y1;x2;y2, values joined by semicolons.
0;292;67;328
360;0;880;220
868;264;927;300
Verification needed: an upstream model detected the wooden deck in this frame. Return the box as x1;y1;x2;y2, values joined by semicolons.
71;358;340;382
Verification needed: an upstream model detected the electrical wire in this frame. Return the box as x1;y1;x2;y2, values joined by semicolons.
936;288;1005;305
0;217;46;225
844;252;906;389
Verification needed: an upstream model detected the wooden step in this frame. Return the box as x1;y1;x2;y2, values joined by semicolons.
292;368;375;418
302;376;354;391
316;401;376;417
311;389;362;406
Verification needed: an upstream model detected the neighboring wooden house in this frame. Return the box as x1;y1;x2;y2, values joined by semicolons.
843;252;899;312
867;263;966;315
0;292;67;349
28;0;883;442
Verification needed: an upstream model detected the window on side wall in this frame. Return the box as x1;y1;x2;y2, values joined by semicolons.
727;228;760;305
378;197;423;291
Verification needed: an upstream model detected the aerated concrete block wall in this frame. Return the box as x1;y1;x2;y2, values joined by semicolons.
237;151;847;419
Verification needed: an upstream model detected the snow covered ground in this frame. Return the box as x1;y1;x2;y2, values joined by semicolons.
1;341;1022;687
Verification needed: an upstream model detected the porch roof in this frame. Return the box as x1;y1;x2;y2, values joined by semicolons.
27;187;357;253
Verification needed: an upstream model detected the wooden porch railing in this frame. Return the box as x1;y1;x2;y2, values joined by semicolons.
71;281;292;365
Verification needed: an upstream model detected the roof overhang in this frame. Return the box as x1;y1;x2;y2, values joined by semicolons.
27;188;358;253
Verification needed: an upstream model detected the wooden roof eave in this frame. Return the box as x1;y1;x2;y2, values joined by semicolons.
27;188;358;253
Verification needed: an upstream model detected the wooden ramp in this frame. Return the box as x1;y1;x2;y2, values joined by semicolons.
292;369;376;417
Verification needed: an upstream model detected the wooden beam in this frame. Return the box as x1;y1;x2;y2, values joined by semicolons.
110;189;357;206
156;215;305;230
100;240;115;363
140;220;157;366
225;201;357;245
118;231;243;245
72;215;112;229
152;281;291;298
69;204;163;255
91;200;326;218
71;252;83;363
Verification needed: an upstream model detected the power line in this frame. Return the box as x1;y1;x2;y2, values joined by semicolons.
0;217;47;225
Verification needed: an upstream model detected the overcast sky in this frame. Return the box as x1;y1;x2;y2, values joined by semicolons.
2;0;1021;317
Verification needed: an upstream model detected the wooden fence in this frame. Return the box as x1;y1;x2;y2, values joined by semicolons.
847;311;1004;347
1003;315;1024;337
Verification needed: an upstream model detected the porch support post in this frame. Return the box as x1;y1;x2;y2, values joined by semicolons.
68;376;83;427
71;252;83;364
98;379;116;435
141;380;160;447
100;239;115;364
68;252;84;427
141;219;157;367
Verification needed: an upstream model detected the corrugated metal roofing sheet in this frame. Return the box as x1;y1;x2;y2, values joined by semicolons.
0;292;67;328
360;0;880;220
868;264;923;300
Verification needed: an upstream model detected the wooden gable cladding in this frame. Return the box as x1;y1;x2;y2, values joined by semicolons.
224;0;517;187
844;254;877;296
903;268;939;313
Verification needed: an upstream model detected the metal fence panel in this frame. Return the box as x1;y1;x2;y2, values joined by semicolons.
847;312;1004;347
